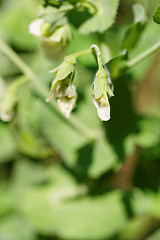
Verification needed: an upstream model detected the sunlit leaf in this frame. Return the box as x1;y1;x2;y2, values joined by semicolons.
79;0;119;34
153;5;160;24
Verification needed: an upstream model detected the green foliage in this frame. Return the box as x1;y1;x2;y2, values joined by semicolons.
0;0;160;240
153;5;160;24
79;0;120;34
122;4;147;51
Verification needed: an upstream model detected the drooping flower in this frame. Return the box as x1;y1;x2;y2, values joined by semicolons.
29;19;71;60
46;55;77;118
92;67;114;121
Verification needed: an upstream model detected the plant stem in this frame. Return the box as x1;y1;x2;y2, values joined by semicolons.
0;38;48;97
127;41;160;68
72;48;92;58
0;37;97;140
90;44;103;69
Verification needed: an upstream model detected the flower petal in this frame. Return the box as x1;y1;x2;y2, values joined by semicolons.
97;105;110;121
29;19;44;36
57;96;76;118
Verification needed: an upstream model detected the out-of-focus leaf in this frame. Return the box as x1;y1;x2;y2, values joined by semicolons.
21;188;127;240
73;85;100;131
147;228;160;240
88;137;118;178
0;52;20;78
123;134;137;156
11;159;48;191
34;98;96;166
79;0;119;34
0;215;36;240
153;5;160;24
0;124;17;163
105;52;128;81
136;119;160;148
119;216;154;240
122;4;146;51
18;130;51;159
67;28;98;67
37;5;66;24
0;0;37;50
0;184;13;217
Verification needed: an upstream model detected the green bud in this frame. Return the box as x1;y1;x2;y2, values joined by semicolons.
0;76;28;122
29;19;72;60
92;67;114;121
46;55;77;118
40;22;52;37
42;24;72;60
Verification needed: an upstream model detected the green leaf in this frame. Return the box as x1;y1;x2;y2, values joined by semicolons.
105;52;128;80
0;0;37;50
0;124;17;163
146;228;160;240
21;184;127;239
88;137;118;178
136;119;160;148
0;215;36;240
34;99;88;166
121;4;146;51
153;5;160;24
119;216;154;240
79;0;119;34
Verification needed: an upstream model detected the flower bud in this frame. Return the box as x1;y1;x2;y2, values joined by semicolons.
92;67;114;121
29;19;72;60
46;55;77;118
0;77;28;122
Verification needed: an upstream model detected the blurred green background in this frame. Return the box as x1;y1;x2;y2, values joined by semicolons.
0;0;160;239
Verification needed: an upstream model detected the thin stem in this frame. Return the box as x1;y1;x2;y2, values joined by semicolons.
72;48;92;58
0;37;97;140
127;41;160;68
0;38;48;98
90;44;103;69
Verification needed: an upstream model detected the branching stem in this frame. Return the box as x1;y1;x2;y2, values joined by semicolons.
127;41;160;68
0;37;97;140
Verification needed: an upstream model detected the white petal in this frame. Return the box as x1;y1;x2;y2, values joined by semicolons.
57;97;76;118
0;110;14;122
92;96;110;121
49;27;64;42
29;19;44;36
97;105;110;121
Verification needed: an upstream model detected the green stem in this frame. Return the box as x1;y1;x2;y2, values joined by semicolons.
72;48;92;58
0;38;48;98
127;41;160;68
0;37;96;140
90;44;103;69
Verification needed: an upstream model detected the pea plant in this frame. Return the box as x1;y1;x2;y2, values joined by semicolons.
0;0;160;240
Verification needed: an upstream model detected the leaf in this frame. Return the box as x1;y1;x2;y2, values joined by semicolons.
0;124;17;163
136;119;160;148
153;5;160;24
0;215;36;240
79;0;119;34
20;185;127;239
146;228;160;240
88;137;118;178
119;216;154;240
34;99;88;166
0;0;38;50
105;52;128;80
121;4;147;51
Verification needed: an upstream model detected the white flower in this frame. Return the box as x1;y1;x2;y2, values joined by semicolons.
29;19;44;36
46;56;77;118
92;93;110;121
29;19;72;60
92;67;114;121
